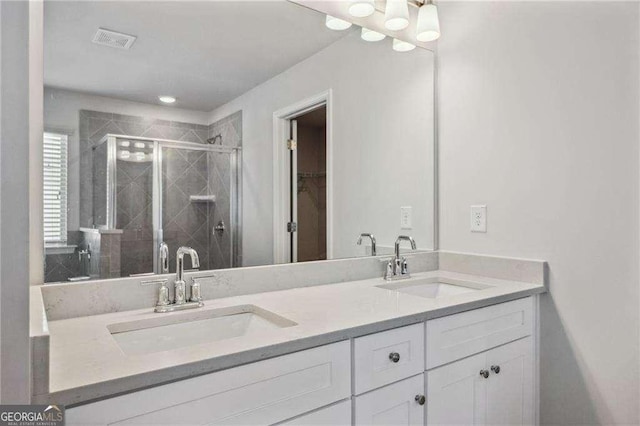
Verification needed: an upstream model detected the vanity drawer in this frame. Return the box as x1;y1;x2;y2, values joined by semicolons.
67;341;351;426
353;323;424;394
426;297;533;369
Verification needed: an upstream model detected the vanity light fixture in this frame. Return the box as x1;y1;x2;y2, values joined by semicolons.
385;0;410;31
158;95;176;104
393;38;416;52
134;142;146;149
416;1;440;42
118;140;130;147
349;0;375;18
361;27;386;42
325;15;352;30
119;150;131;159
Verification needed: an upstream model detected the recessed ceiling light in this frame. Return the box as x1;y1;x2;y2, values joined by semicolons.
158;96;176;104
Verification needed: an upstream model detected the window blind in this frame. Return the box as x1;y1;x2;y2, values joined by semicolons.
43;132;68;243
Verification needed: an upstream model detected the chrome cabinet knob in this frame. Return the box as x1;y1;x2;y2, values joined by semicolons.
479;369;490;379
389;352;401;363
415;395;426;405
491;365;501;374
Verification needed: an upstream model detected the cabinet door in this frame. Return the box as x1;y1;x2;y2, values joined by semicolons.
426;351;487;425
354;374;425;425
485;337;534;426
426;337;534;426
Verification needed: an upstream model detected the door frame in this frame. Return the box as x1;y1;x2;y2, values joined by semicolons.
273;90;333;264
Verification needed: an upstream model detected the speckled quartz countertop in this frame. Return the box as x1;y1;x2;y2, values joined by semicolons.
35;268;545;407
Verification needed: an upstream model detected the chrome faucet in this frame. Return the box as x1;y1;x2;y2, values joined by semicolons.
158;241;169;274
155;246;204;313
357;233;377;256
384;236;417;281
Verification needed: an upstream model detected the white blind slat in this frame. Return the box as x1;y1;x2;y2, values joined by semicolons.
43;132;68;243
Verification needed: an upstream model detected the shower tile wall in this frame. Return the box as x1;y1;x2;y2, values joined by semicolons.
163;148;211;272
79;110;209;227
79;109;240;276
208;111;242;268
44;231;82;283
79;110;209;276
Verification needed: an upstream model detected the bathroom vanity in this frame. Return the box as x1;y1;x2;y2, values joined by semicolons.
31;3;547;424
30;251;546;425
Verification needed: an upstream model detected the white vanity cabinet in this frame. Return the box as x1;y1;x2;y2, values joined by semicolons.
351;297;535;426
67;297;536;426
67;341;351;426
426;337;534;425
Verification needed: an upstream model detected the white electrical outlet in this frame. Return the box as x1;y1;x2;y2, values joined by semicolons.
470;205;487;233
400;206;412;229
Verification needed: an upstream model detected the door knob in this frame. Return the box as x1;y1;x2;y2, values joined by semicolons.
491;365;501;374
389;352;401;363
415;395;426;405
479;369;490;379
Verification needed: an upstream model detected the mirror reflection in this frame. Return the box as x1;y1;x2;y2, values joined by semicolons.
43;0;435;283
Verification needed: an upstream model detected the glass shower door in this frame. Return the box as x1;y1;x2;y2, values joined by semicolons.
113;137;155;277
159;144;235;273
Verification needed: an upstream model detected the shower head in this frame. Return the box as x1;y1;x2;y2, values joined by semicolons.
207;134;222;145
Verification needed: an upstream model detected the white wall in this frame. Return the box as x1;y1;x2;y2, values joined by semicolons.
43;87;209;231
0;0;32;403
437;2;639;424
209;32;435;266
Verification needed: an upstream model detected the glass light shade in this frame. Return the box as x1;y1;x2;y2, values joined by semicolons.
393;38;416;52
416;3;440;42
385;0;409;31
361;27;386;42
325;15;352;31
349;0;375;18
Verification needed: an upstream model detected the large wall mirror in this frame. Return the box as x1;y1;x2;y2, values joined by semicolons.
42;0;436;283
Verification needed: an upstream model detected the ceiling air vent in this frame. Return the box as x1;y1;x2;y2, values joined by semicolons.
92;28;137;50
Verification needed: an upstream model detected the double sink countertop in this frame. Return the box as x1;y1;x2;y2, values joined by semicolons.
30;252;547;407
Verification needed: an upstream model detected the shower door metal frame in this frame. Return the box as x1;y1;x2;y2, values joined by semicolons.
102;133;242;274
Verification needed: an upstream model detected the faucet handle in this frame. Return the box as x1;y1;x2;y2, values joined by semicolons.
384;260;394;280
156;280;170;307
190;278;203;303
401;258;409;275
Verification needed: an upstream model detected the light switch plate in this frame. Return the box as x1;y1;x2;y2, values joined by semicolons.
471;205;487;232
400;206;412;229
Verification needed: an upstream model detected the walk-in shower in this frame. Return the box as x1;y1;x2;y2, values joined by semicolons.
91;134;241;278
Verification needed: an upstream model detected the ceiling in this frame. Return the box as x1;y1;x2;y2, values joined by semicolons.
44;1;349;112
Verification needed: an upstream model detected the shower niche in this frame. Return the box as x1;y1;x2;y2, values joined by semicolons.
88;134;240;279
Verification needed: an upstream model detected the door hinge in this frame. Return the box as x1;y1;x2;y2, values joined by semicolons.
287;222;297;232
287;139;297;150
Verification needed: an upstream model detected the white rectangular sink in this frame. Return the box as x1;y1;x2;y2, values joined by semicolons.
377;277;491;299
108;305;297;356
